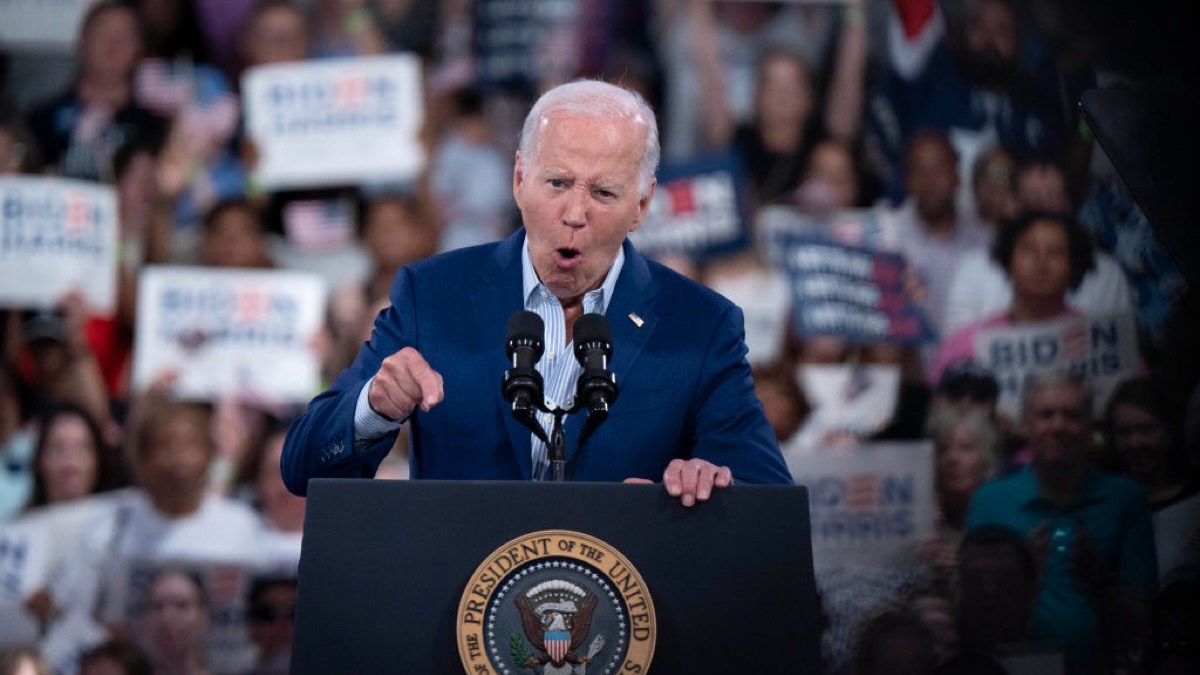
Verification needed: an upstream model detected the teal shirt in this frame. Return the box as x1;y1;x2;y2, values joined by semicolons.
966;463;1158;675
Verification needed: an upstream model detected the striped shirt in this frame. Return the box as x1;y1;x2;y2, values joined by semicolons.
521;239;624;479
352;238;625;480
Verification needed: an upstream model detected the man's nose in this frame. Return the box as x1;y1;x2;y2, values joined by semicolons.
563;187;588;227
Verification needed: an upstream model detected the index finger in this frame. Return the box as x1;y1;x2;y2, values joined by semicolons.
397;347;444;412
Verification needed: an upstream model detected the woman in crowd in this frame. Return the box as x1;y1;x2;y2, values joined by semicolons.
136;569;211;675
687;0;868;206
918;405;1000;584
24;1;165;181
1104;376;1198;510
198;199;274;269
1104;376;1200;584
25;403;120;510
931;210;1094;385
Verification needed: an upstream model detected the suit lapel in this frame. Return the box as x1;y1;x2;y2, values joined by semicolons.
562;240;659;457
471;231;535;480
606;240;659;383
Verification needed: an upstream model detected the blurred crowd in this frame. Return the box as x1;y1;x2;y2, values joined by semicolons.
0;1;1197;674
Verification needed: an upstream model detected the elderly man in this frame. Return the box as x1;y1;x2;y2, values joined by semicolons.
282;80;791;504
966;371;1157;674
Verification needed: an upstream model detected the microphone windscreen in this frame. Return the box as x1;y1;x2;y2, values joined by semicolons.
506;311;545;357
573;313;612;361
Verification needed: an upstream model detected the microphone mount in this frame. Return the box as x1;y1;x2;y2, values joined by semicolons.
501;312;619;482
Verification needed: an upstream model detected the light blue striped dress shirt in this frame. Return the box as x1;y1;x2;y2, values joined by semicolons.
353;238;625;480
521;240;623;480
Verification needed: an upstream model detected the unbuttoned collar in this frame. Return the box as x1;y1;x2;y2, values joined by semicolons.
521;235;625;314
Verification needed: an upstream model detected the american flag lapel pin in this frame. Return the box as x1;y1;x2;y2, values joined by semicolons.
628;313;644;328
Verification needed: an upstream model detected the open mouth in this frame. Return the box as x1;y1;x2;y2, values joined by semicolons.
558;247;580;260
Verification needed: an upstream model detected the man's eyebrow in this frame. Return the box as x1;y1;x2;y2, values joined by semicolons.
590;180;624;193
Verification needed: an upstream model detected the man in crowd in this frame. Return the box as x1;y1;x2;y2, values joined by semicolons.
282;79;792;504
966;371;1157;674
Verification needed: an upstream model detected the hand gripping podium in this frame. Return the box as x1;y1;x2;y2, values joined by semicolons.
292;479;819;674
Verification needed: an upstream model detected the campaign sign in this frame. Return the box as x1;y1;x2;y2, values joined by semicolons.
0;0;92;50
758;205;900;263
787;442;935;572
132;266;326;402
974;313;1141;419
242;54;424;190
0;176;118;313
0;493;124;643
779;235;936;345
706;269;790;365
631;151;751;261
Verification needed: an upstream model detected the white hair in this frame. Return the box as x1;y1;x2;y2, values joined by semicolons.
925;405;1001;480
517;79;660;197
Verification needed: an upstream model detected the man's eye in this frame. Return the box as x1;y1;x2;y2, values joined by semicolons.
548;179;567;188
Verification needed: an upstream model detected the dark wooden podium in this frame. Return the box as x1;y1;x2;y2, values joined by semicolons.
292;479;819;674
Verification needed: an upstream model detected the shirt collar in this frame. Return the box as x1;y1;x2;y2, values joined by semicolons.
521;235;625;314
1014;462;1109;509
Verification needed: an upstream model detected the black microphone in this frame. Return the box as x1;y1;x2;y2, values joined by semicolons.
502;311;545;427
573;313;618;434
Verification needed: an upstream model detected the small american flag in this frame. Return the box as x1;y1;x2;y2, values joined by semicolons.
137;58;240;145
845;474;879;510
284;198;353;250
135;58;193;116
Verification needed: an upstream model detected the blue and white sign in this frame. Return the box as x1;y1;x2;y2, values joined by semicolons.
0;176;118;313
632;151;751;261
133;266;326;402
974;313;1141;419
242;54;425;190
779;235;935;345
788;442;936;572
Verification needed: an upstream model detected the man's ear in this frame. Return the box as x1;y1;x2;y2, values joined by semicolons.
512;151;525;201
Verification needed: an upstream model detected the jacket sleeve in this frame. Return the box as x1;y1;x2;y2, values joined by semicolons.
280;269;418;496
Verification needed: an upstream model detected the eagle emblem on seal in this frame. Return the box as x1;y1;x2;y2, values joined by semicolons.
513;579;606;674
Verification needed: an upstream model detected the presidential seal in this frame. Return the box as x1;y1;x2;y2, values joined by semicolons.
457;530;655;675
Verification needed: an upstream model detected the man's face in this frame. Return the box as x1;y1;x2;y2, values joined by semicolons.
1024;382;1090;468
905;139;958;224
962;0;1018;88
139;411;213;501
513;112;654;303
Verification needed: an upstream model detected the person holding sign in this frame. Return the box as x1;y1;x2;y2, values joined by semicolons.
25;1;166;182
282;79;791;505
930;210;1094;388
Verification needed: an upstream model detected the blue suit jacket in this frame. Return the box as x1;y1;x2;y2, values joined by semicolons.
282;231;791;495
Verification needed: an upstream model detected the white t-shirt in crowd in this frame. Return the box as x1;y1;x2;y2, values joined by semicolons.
942;249;1135;336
